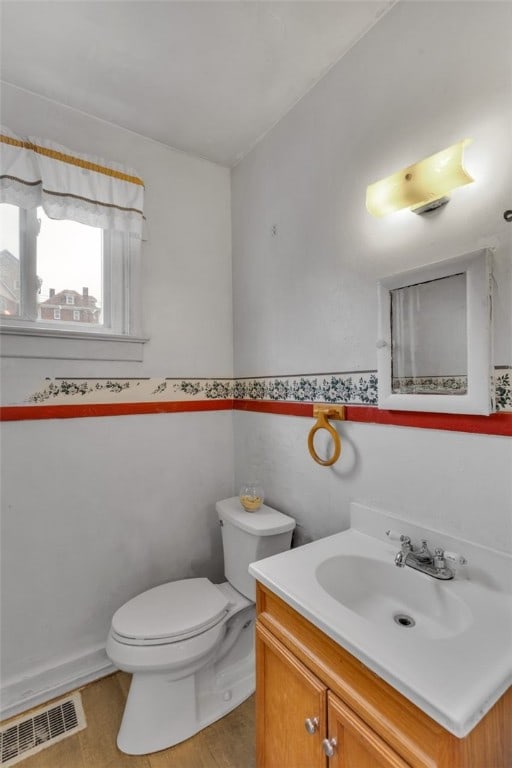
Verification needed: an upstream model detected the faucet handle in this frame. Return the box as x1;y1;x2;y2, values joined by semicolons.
434;548;467;570
386;529;410;544
433;548;446;569
444;551;468;566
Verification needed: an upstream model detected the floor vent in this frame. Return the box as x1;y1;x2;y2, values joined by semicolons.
0;692;86;766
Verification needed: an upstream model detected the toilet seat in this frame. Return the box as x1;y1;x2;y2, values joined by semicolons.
111;578;230;646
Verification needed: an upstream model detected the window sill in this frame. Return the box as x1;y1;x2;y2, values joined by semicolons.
0;324;148;361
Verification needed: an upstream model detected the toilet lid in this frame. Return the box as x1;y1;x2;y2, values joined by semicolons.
112;578;230;642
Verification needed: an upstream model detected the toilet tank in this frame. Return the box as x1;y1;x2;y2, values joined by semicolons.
216;497;295;601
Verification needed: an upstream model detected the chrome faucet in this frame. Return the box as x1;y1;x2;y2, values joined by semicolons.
387;531;467;581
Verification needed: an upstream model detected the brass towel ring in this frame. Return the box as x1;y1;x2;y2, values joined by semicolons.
308;405;346;467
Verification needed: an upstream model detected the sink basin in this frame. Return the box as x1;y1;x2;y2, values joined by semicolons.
315;554;473;639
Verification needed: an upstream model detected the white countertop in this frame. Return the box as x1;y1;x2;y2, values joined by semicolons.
249;504;512;737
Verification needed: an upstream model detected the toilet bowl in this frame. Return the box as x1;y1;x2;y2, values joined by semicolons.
106;497;295;755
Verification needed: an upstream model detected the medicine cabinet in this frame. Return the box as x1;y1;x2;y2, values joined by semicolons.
377;248;493;414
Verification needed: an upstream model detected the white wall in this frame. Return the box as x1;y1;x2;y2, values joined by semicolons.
0;85;234;714
231;3;512;549
234;412;512;552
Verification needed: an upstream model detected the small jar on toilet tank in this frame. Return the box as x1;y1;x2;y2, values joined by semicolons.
239;482;264;512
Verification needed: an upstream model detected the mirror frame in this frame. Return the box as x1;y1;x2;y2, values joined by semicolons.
377;248;493;415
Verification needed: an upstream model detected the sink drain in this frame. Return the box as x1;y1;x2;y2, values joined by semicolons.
393;613;415;628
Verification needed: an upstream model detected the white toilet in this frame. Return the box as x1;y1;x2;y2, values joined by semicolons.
106;497;295;755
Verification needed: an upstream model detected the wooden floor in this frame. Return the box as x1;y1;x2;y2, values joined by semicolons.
10;672;255;768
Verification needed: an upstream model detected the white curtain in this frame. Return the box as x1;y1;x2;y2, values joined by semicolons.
0;126;145;238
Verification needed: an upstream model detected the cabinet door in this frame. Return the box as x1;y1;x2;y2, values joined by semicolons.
256;622;327;768
325;691;411;768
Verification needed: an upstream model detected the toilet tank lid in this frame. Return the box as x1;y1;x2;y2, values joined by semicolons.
216;497;295;536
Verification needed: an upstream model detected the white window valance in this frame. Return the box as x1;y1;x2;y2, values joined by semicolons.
0;126;145;238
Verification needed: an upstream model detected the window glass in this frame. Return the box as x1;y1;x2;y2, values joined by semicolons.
36;208;103;325
0;204;21;317
0;202;144;360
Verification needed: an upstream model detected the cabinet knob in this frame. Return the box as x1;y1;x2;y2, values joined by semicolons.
304;717;319;735
322;738;337;757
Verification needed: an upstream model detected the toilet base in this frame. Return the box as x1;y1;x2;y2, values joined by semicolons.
117;671;197;755
116;606;255;755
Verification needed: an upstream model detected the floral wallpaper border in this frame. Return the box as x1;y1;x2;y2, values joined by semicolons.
25;368;512;411
391;376;468;396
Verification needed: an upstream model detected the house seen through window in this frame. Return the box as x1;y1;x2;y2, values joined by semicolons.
0;204;103;326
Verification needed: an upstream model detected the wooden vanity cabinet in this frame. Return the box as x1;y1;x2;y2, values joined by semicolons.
256;624;326;768
255;582;512;768
257;622;409;768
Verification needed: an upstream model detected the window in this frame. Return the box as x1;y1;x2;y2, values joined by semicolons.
0;204;144;360
1;205;103;326
0;204;21;317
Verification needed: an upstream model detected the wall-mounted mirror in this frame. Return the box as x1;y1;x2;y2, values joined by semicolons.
377;248;493;414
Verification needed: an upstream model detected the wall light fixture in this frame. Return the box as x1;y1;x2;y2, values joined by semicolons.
366;139;474;217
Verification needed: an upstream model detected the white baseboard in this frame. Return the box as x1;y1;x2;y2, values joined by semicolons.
0;646;116;721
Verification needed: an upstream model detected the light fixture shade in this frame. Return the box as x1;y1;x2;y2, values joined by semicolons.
366;139;474;217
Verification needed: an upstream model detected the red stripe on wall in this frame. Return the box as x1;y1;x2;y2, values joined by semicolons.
234;399;313;417
232;399;512;436
0;399;234;421
1;398;511;435
343;405;512;436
